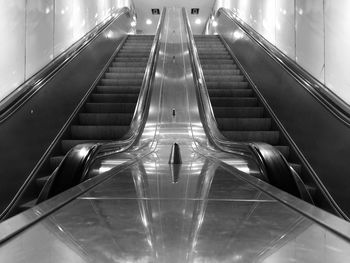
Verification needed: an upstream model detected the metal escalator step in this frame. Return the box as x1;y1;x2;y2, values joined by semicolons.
203;69;241;75
108;67;145;73
222;131;280;144
202;64;238;69
217;118;271;131
199;54;232;59
208;89;253;97
85;103;135;113
100;79;142;86
95;86;140;94
205;75;244;81
200;59;235;64
117;52;151;57
112;62;147;67
210;97;258;107
114;57;149;62
207;81;249;89
104;72;144;78
61;140;110;153
213;107;265;118
79;113;133;125
90;94;138;103
71;125;129;140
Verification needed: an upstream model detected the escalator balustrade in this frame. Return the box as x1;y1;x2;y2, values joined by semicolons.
194;35;302;177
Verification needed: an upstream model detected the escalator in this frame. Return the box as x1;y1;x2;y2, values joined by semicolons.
8;35;155;215
1;8;349;262
194;35;301;174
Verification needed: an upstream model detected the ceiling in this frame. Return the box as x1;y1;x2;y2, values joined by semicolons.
133;0;216;35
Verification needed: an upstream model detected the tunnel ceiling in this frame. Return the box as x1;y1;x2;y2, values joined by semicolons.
133;0;215;34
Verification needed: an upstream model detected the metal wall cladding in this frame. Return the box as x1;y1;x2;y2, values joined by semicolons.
0;0;133;101
213;0;350;105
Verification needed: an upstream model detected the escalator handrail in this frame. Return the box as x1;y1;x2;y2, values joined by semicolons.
216;7;350;127
0;7;134;123
181;7;254;158
95;7;167;157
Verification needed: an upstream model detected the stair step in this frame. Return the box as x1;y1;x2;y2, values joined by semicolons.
108;67;145;73
95;86;140;94
71;125;129;140
207;81;249;89
217;118;271;131
100;78;142;86
200;59;235;64
202;64;238;69
104;72;144;78
112;62;147;67
90;93;138;103
211;97;258;107
222;131;280;144
205;75;244;81
208;89;253;97
203;69;241;75
85;103;136;113
213;107;265;118
79;113;133;125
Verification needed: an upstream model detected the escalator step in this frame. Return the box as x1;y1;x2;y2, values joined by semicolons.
217;118;271;131
100;79;142;86
85;103;136;113
203;69;241;75
222;131;280;144
108;67;145;73
95;86;140;94
207;81;249;89
211;97;258;107
205;75;244;81
104;72;145;78
71;125;129;140
90;94;138;103
202;64;238;69
208;89;253;97
213;107;265;118
79;113;133;125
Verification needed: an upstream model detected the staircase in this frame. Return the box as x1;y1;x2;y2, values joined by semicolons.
17;35;155;212
194;35;301;173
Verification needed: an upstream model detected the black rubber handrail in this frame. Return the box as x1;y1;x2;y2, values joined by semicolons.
216;7;350;127
0;7;134;123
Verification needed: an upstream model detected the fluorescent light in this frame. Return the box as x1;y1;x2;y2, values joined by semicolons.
146;19;152;25
131;21;136;27
195;18;201;25
212;21;218;27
